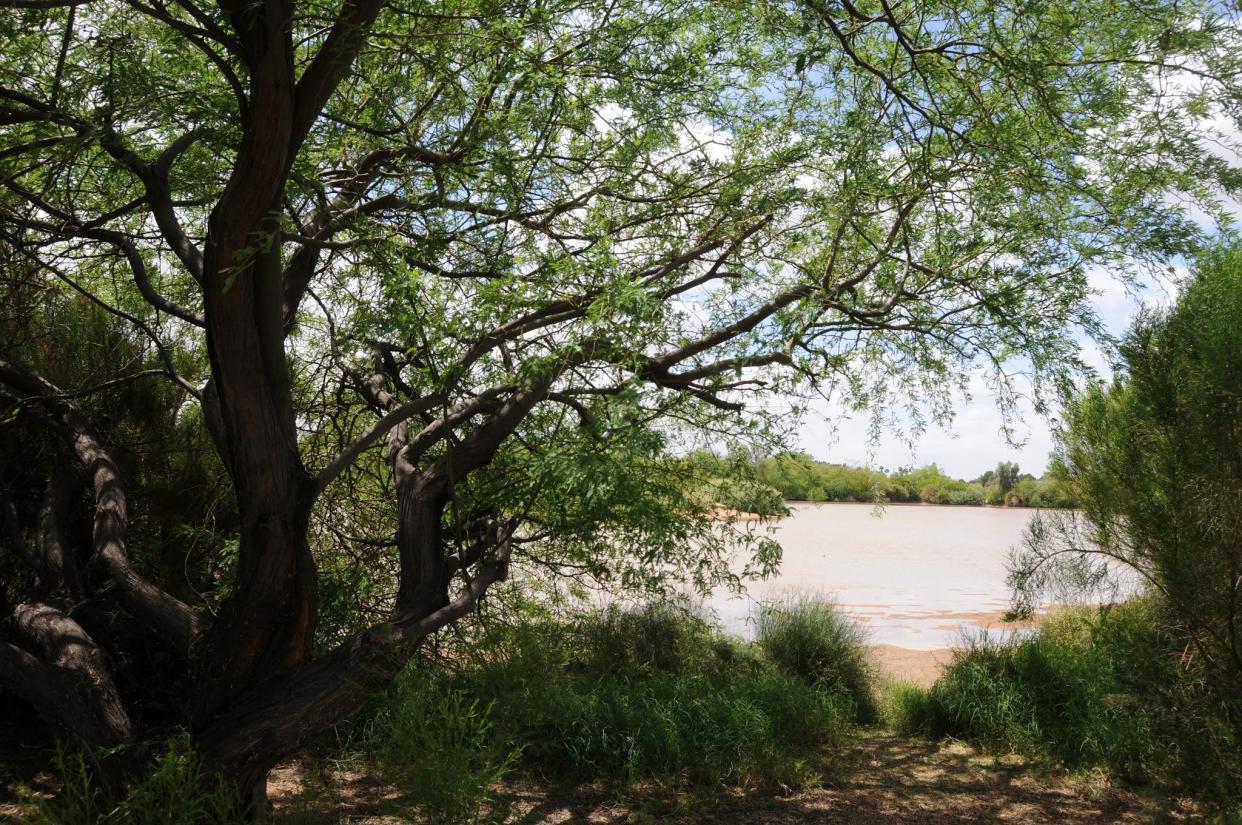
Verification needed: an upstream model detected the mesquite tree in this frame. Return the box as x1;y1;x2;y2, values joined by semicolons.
0;0;1237;807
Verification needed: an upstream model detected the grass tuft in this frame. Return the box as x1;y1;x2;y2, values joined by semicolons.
31;735;243;825
755;595;877;722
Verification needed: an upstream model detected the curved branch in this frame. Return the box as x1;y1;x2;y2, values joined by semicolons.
7;240;201;395
313;392;445;495
1;603;136;790
37;467;84;600
0;359;206;653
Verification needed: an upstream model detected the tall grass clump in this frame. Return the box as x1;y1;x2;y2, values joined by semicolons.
755;595;876;722
894;601;1241;814
32;735;243;825
360;669;520;824
396;601;861;792
878;680;940;737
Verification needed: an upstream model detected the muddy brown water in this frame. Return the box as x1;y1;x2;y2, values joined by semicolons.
707;502;1043;652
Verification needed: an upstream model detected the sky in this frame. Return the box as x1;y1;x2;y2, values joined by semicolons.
787;32;1242;480
792;267;1179;480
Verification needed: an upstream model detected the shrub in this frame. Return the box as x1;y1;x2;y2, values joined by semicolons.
900;602;1241;813
399;601;857;791
1004;244;1242;814
944;488;985;506
755;596;876;722
571;601;724;677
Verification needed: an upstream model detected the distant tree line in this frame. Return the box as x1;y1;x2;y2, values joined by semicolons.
686;451;1077;510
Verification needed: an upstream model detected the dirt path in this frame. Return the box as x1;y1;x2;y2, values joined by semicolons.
4;730;1197;823
268;731;1200;824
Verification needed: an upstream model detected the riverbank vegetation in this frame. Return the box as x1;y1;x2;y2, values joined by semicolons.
688;450;1077;509
884;245;1242;819
26;594;1233;823
29;598;877;823
883;601;1241;814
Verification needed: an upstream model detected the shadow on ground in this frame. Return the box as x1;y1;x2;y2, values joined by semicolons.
268;731;1203;824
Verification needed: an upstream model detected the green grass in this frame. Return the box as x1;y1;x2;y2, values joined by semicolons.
357;599;874;800
878;680;940;737
886;600;1242;816
755;595;877;722
361;671;519;824
30;735;243;825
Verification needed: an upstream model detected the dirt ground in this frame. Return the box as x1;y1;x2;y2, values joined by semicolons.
1;733;1200;824
266;732;1201;825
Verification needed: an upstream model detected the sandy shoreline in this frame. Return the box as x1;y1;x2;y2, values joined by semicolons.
867;644;952;687
862;609;1042;687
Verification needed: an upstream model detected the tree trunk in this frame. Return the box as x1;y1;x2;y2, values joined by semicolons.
2;604;138;794
188;0;317;731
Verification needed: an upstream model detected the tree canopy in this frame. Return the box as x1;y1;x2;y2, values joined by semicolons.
1;0;1240;806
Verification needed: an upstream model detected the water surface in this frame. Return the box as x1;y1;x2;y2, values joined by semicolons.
708;502;1039;649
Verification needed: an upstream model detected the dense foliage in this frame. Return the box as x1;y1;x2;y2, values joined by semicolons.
350;600;871;821
1011;244;1242;751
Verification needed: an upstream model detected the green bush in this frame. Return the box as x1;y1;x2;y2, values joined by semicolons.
944;488;986;505
755;596;876;723
389;602;858;792
362;669;519;825
899;602;1241;812
571;601;726;677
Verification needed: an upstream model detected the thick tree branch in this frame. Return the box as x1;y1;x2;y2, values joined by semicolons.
290;0;385;155
1;604;136;789
93;132;205;281
195;540;510;786
37;467;84;600
0;359;205;652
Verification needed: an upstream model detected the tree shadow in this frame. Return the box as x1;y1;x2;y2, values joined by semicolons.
268;732;1202;824
0;718;57;816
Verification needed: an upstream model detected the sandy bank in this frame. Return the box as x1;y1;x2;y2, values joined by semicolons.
867;644;951;687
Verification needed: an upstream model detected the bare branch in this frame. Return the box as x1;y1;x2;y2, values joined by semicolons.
313;392;445;494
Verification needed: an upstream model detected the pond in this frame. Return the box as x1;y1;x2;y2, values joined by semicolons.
707;502;1042;649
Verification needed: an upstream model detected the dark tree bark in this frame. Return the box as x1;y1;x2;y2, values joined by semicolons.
36;467;84;600
1;604;137;793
